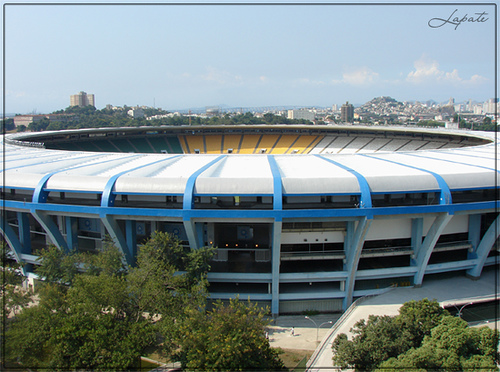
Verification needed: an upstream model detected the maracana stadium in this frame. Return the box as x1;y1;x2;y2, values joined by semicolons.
2;125;499;315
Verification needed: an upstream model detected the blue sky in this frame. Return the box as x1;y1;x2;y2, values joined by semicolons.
3;2;497;114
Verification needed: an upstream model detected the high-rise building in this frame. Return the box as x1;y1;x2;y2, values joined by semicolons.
287;109;315;121
341;101;354;123
70;91;95;107
483;98;499;114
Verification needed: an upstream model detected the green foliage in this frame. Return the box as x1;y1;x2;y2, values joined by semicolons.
42;106;312;131
332;315;407;370
128;232;214;318
80;237;127;276
28;117;50;131
174;298;285;371
2;118;15;131
332;298;451;371
5;277;155;371
394;298;449;346
376;317;499;371
5;232;213;371
0;245;32;320
35;244;80;285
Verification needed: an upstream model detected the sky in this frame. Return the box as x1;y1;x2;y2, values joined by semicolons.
2;2;497;114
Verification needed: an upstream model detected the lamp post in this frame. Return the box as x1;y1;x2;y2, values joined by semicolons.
305;316;333;342
453;302;473;318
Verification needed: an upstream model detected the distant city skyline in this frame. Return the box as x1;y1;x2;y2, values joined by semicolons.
3;2;496;115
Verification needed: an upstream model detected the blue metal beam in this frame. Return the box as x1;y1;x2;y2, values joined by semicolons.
31;210;69;252
407;152;500;175
467;214;500;278
0;214;24;262
467;214;482;259
410;218;423;265
267;156;283;211
125;220;137;266
5;198;498;220
271;220;282;315
101;155;180;207
65;216;78;251
17;212;31;253
361;154;452;205
413;213;453;285
0;214;31;275
100;214;132;266
183;220;199;250
183;155;226;210
316;155;372;209
343;217;372;310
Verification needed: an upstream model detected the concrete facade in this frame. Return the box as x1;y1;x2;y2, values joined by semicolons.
1;126;498;315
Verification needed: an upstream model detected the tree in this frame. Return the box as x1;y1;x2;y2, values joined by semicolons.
332;298;449;371
5;232;214;371
34;244;80;285
1;118;15;132
332;315;407;370
128;231;214;318
5;276;155;371
394;298;448;347
376;317;499;371
174;297;285;371
28;117;50;132
0;244;31;320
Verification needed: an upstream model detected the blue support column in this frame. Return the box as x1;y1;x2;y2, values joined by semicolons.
32;210;69;253
196;222;205;249
271;219;282;316
410;217;423;266
0;214;24;261
183;219;199;250
343;221;355;271
343;217;372;310
17;212;31;253
100;215;132;266
467;214;482;259
125;220;137;266
467;214;500;279
65;216;78;251
267;156;283;211
413;213;453;286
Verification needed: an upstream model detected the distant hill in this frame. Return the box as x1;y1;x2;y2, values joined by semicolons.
358;96;403;111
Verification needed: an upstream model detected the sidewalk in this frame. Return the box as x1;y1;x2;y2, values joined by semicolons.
267;314;342;351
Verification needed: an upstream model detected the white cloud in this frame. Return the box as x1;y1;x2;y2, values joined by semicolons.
201;66;243;85
167;68;269;87
469;74;489;84
407;55;488;85
295;77;327;86
6;90;26;98
342;67;379;85
331;67;379;86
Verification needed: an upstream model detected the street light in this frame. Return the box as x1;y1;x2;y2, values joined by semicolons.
453;302;473;318
305;316;333;342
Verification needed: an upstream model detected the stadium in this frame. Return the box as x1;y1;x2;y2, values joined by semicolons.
1;124;499;315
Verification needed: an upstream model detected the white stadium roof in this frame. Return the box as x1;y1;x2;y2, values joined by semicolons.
2;128;498;198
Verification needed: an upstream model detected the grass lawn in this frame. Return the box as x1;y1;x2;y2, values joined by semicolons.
277;348;313;371
144;346;313;371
